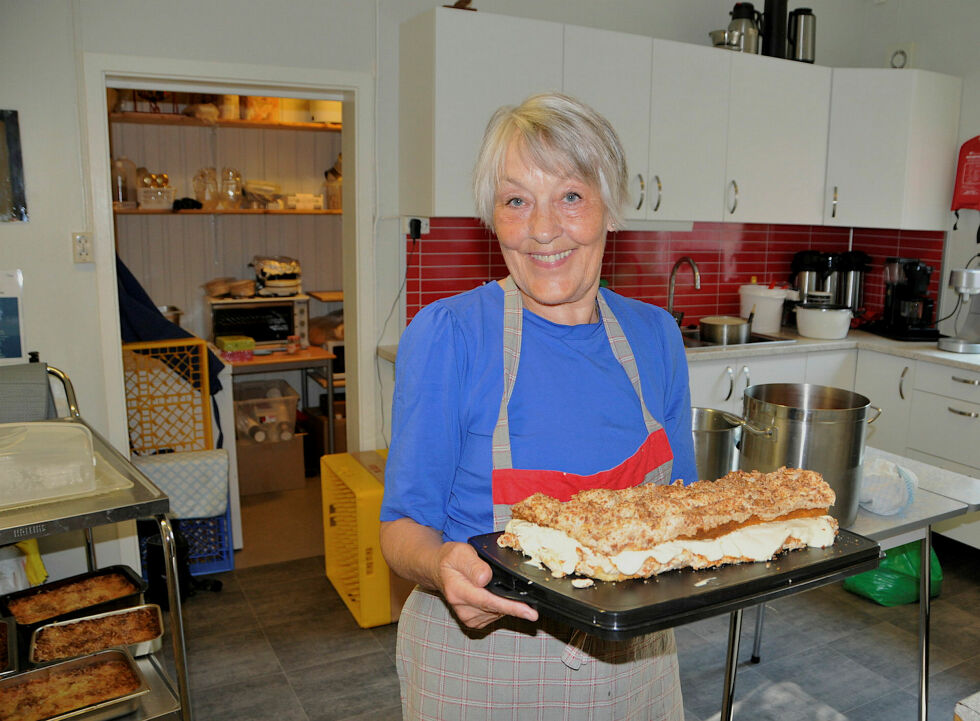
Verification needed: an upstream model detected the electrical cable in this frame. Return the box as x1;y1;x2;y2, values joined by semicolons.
936;294;962;324
375;224;421;447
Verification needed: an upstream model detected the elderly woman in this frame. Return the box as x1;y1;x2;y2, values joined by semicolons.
380;92;696;720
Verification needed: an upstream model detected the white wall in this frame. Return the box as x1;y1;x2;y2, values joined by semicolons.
3;0;978;576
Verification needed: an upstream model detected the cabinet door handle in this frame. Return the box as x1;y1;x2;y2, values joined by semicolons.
952;375;980;386
741;365;750;391
635;173;645;211
948;406;979;418
728;180;739;214
831;185;839;218
651;175;662;212
899;366;909;400
724;366;735;401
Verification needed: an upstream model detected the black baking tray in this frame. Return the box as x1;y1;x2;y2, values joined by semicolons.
470;530;880;641
0;564;146;662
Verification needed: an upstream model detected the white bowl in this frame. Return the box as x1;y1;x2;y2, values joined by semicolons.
796;305;852;339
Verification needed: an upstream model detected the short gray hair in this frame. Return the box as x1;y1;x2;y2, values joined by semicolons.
472;93;629;231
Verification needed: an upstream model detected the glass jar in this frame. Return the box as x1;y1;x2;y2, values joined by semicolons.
193;167;219;211
218;167;242;210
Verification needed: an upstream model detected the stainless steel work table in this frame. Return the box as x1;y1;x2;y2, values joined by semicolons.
734;475;969;721
0;417;191;721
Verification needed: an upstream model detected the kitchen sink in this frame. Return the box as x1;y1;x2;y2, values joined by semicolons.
680;327;797;350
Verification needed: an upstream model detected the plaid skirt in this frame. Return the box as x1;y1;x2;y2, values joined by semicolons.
395;587;684;721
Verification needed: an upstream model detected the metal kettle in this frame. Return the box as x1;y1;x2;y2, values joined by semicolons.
728;2;762;54
787;7;816;63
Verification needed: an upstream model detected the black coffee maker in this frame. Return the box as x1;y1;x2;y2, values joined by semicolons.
870;257;940;340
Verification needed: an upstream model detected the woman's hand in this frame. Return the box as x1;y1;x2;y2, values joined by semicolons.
435;541;538;629
379;518;538;629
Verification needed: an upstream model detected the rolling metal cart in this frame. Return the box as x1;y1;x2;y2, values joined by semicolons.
0;415;192;721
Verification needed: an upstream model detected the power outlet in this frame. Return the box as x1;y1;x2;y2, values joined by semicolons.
72;232;93;264
401;217;430;237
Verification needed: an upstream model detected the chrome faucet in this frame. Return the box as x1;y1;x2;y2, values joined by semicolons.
667;256;701;325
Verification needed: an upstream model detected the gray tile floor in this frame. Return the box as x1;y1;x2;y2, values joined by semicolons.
163;535;978;721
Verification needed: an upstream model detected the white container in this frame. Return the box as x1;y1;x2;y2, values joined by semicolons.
0;422;97;510
739;284;789;334
796;305;852;339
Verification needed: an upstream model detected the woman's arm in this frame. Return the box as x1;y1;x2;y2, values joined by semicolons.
380;517;537;629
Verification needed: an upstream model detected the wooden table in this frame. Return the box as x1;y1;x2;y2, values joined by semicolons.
228;345;338;452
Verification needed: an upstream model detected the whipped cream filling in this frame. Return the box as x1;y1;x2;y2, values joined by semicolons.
504;516;838;578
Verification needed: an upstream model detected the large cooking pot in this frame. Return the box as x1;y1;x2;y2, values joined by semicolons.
691;407;775;481
699;315;750;344
736;383;881;527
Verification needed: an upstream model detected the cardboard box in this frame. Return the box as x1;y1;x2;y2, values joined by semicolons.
301;403;346;476
236;435;306;495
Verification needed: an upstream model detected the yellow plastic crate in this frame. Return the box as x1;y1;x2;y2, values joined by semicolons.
122;339;212;456
321;450;413;628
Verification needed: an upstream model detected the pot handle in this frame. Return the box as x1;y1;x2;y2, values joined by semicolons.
867;405;883;424
719;411;776;439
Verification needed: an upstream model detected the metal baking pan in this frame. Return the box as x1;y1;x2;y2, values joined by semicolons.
0;617;16;679
28;604;164;666
0;648;149;721
470;529;880;641
0;565;147;660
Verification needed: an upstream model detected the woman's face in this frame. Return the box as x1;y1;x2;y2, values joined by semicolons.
493;141;610;325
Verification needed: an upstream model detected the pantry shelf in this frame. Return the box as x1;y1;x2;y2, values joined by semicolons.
109;112;341;133
113;208;341;216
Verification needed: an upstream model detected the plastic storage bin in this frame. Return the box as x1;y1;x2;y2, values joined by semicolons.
321;450;414;628
137;187;176;210
233;379;299;442
0;422;97;510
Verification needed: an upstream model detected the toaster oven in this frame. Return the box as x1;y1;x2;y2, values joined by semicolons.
206;295;309;348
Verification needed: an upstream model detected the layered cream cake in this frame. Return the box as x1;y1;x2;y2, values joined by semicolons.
497;467;838;582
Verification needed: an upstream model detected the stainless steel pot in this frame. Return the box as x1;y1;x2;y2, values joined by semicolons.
691;407;774;481
692;408;740;481
699;316;750;345
736;383;881;527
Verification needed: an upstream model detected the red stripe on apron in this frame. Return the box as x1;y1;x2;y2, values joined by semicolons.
492;426;674;504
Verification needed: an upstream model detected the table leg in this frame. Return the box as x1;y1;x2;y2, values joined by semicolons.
326;358;335;455
720;609;743;721
751;603;765;663
918;527;931;721
157;514;193;721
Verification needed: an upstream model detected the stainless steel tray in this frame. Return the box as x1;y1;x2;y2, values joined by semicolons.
29;605;164;666
0;617;16;679
0;648;150;721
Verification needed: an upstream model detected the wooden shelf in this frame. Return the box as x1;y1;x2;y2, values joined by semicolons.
114;208;340;216
109;112;341;133
309;290;344;302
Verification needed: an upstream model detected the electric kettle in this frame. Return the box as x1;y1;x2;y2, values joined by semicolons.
728;2;762;54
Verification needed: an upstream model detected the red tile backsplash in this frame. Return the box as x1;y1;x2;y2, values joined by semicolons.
404;218;946;326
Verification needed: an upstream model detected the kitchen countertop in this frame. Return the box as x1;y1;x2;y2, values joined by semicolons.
378;329;980;371
681;328;980;371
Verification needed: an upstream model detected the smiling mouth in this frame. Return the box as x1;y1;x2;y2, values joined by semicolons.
529;249;573;263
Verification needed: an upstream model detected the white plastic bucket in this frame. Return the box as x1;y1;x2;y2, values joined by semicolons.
739;285;788;334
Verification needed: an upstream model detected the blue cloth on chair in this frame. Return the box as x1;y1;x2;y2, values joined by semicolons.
132;449;229;518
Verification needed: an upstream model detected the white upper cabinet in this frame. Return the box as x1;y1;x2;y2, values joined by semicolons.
563;25;652;222
824;69;962;230
648;40;730;222
399;8;563;218
725;53;831;225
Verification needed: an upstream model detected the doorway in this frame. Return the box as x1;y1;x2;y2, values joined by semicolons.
81;53;376;570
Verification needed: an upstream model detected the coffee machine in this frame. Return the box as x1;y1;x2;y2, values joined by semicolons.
866;257;941;340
